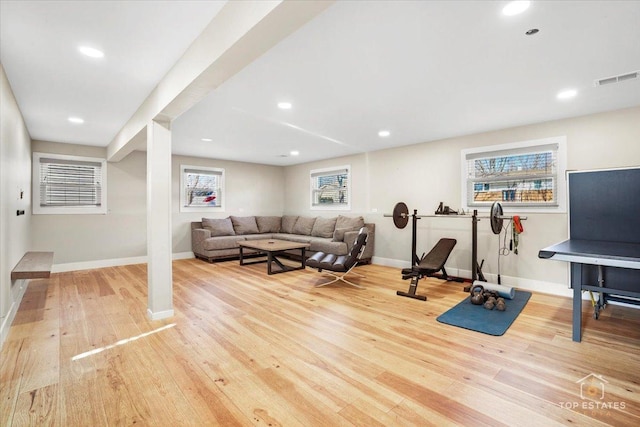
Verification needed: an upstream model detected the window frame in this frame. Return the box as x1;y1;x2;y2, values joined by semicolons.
32;152;107;215
460;136;567;213
180;164;225;213
310;165;351;211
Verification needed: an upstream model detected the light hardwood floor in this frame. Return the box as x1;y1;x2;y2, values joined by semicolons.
1;259;639;426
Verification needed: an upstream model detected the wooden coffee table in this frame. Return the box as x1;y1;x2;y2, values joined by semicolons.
238;239;311;275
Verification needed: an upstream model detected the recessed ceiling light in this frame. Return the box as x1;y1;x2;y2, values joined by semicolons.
278;102;292;110
557;89;577;100
78;46;104;58
502;1;530;16
378;130;391;137
68;116;84;124
201;138;213;142
290;150;299;156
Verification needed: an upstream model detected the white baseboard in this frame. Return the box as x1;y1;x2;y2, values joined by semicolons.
52;252;195;273
0;279;29;348
147;308;174;320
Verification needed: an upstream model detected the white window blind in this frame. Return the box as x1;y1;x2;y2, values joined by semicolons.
463;138;565;209
33;153;107;214
180;165;224;212
39;158;103;207
310;165;350;210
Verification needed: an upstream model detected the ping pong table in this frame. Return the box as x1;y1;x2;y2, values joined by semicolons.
539;239;640;342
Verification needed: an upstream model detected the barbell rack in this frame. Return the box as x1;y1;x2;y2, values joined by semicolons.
384;202;527;282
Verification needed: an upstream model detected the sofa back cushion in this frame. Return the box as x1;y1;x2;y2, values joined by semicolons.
202;217;235;237
292;216;317;235
336;215;365;230
281;215;299;234
256;216;281;233
230;216;259;235
311;216;337;238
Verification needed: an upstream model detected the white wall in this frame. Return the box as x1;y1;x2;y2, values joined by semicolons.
29;142;285;267
283;106;640;295
0;64;32;345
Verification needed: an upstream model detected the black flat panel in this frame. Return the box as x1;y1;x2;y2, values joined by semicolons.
569;168;640;244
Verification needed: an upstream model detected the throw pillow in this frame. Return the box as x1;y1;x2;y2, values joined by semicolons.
256;216;281;233
281;216;299;234
332;227;359;242
292;216;317;235
311;217;337;238
335;215;365;230
202;217;235;237
230;216;259;235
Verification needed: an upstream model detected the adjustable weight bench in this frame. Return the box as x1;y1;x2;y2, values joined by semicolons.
398;238;457;301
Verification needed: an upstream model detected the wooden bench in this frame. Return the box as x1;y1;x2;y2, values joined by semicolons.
11;251;54;281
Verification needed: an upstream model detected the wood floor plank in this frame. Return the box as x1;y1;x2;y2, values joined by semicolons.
2;259;639;426
12;384;58;427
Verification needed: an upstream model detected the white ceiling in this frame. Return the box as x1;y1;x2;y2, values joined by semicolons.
2;1;639;166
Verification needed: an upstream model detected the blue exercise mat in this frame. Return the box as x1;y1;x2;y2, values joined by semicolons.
436;290;532;336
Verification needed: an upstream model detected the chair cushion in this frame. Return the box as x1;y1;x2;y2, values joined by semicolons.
281;215;298;234
230;216;259;235
256;216;281;233
202;217;235;237
306;252;349;272
292;216;316;235
311;217;337;238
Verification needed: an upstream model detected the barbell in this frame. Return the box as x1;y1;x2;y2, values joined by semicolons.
384;201;526;234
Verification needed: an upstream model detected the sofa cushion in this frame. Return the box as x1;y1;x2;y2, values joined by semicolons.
311;216;337;238
292;216;317;235
336;215;365;230
274;233;312;243
256;216;281;233
202;217;235;237
309;239;348;255
203;235;246;250
244;234;275;241
332;227;359;242
281;215;299;234
230;216;259;235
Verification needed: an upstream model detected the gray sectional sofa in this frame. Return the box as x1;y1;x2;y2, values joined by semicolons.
191;215;375;264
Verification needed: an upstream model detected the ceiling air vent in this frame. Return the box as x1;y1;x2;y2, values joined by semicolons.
594;71;639;87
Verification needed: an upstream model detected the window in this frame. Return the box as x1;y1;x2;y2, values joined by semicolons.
180;165;224;212
310;165;350;210
33;152;107;214
461;136;566;211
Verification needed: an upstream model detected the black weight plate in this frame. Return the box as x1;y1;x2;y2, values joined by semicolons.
393;202;409;229
490;201;503;234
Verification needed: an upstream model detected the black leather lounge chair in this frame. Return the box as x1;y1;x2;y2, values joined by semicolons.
306;227;368;288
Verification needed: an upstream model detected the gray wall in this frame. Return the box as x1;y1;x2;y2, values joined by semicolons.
1;64;32;342
29;143;285;265
15;103;640;295
284;106;640;294
171;155;285;253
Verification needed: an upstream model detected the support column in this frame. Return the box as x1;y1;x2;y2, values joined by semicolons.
146;120;173;320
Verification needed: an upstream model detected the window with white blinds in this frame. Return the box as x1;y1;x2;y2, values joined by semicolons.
310;165;350;210
180;165;225;212
461;137;567;211
33;152;107;214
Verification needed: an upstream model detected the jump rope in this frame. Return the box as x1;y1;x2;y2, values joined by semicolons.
496;216;524;284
